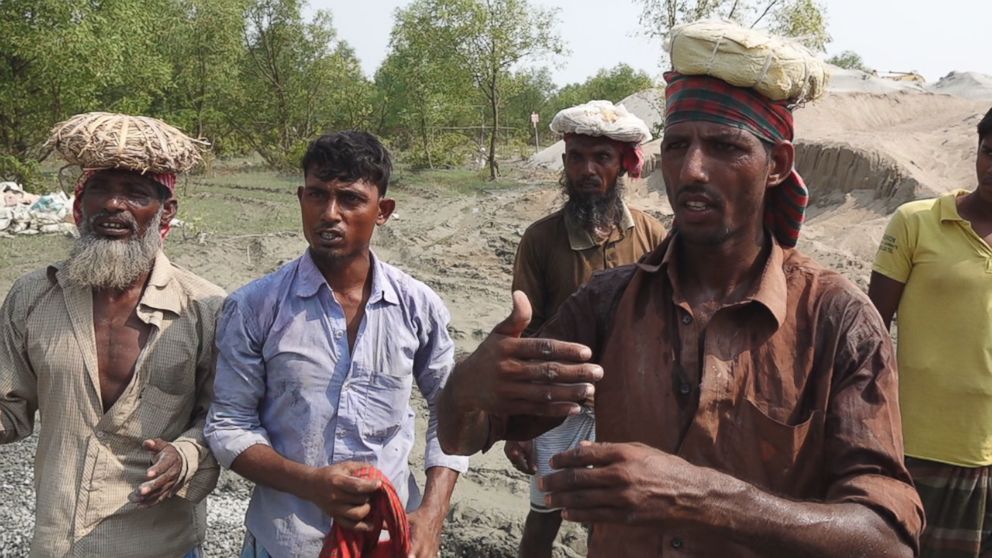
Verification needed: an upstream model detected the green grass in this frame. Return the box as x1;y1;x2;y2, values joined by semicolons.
391;166;515;195
2;164;526;254
174;170;302;236
172;165;526;237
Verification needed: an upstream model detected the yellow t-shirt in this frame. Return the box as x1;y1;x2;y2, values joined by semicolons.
873;190;992;467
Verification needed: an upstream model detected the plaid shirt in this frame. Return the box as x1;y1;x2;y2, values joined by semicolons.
0;252;224;557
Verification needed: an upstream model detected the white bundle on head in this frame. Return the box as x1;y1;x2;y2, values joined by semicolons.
666;19;830;103
550;100;652;144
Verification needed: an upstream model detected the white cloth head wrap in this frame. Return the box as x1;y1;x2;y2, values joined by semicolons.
550;100;652;144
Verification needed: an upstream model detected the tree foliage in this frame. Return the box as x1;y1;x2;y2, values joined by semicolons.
386;0;564;179
0;0;662;184
634;0;831;53
374;1;479;169
0;0;176;187
232;0;372;170
0;0;374;181
826;50;871;72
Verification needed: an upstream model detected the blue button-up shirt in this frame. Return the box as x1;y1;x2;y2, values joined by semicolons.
204;250;468;558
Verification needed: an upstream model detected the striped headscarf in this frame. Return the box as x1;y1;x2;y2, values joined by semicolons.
664;71;809;248
72;169;177;239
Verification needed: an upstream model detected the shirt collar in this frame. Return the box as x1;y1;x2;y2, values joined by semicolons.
636;232;788;329
564;200;636;251
938;189;969;222
50;251;183;315
140;251;183;314
295;249;399;305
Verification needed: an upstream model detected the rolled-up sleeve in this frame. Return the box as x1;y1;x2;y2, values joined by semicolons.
204;297;272;469
414;295;469;473
824;298;924;554
173;294;224;502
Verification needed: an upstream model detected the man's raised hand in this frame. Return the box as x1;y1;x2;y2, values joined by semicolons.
450;291;603;418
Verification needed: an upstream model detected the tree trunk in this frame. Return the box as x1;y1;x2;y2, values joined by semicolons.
487;85;499;180
420;105;434;169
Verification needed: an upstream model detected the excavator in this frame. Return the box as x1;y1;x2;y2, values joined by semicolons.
880;70;926;84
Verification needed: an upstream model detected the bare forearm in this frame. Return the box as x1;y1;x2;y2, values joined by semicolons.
437;374;490;455
704;474;912;557
417;467;459;518
229;444;314;499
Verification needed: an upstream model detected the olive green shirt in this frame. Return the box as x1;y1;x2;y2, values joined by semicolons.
512;203;666;336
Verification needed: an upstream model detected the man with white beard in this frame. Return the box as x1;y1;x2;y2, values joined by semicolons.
0;113;224;558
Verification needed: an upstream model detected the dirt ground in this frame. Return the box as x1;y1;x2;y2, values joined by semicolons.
0;86;988;556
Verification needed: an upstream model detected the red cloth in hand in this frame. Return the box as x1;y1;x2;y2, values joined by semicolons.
319;466;411;558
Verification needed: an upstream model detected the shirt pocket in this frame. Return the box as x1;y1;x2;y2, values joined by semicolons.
130;383;193;441
145;334;199;396
729;396;825;497
356;366;412;445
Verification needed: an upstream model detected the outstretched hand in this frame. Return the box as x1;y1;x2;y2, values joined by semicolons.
449;291;603;418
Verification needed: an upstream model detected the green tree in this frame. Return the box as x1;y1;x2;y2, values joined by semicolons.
153;0;250;152
0;0;175;188
503;68;557;150
826;50;871;72
576;64;655;104
389;0;564;179
375;1;479;169
232;0;372;170
539;64;655;134
770;0;830;52
634;0;830;53
458;0;565;179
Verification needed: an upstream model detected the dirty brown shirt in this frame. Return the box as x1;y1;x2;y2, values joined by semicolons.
512;203;665;336
492;234;924;557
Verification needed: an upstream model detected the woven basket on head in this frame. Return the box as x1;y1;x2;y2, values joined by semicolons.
46;112;208;175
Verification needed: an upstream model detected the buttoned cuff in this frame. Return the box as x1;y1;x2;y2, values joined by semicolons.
209;430;271;469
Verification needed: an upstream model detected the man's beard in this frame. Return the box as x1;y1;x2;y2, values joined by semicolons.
64;209;163;290
560;173;625;232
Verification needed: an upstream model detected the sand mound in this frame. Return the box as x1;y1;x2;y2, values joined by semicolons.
927;71;992;100
794;91;986;200
825;65;927;95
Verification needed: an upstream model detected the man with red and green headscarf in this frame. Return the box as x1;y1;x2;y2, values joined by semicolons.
438;22;923;557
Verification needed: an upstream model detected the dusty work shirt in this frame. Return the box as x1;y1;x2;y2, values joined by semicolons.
205;250;469;558
0;252;224;558
511;203;666;335
490;234;924;557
